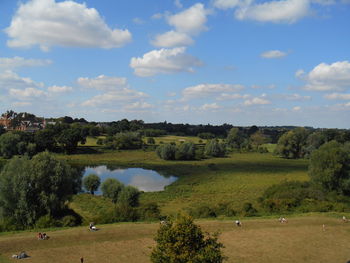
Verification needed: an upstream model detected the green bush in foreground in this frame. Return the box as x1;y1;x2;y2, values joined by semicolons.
151;214;226;263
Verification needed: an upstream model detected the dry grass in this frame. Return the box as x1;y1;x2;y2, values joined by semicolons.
1;216;349;263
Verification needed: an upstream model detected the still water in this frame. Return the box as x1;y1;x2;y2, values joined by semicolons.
83;166;177;193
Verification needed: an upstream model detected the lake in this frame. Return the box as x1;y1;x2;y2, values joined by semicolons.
83;166;177;193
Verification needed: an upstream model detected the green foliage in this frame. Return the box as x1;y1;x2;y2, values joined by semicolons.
275;127;309;159
156;144;176;160
151;214;225;263
227;128;246;150
241;202;258;216
61;215;78;227
83;174;101;195
118;186;140;207
197;132;215;139
309;141;350;195
0;152;80;228
101;178;124;203
137;202;161;221
0;132;21;158
189;205;217;218
34;129;56;151
175;142;196;160
35;215;60;228
147;137;156;144
143;129;166;137
105;132;143;150
204;139;226;157
114;204;139;222
57;127;86;153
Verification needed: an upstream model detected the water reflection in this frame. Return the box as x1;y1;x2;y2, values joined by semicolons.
83;166;177;193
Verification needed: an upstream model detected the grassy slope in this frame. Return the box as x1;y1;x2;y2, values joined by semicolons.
58;147;308;214
0;215;349;263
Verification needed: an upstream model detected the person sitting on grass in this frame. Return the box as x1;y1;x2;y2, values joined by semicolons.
89;222;98;231
235;220;242;227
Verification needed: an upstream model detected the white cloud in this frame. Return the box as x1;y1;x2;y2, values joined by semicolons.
47;85;73;93
81;89;148;107
183;83;244;99
174;0;183;8
199;103;221;110
216;93;250;100
244;97;271;105
124;102;154;111
9;87;47;100
133;17;145;25
0;56;52;70
130;47;203;77
282;93;311;101
12;101;32;107
292;106;301;111
261;50;288;58
78;75;128;91
5;0;132;51
151;31;194;48
324;93;350;100
213;0;252;9
235;0;310;23
167;3;208;34
0;70;44;90
299;61;350;91
151;13;164;19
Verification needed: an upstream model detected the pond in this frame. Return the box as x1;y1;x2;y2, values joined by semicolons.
82;166;177;194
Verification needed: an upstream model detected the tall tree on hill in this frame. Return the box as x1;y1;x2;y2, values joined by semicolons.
275;127;309;159
83;174;101;195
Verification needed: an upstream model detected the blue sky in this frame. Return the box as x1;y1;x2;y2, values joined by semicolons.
0;0;349;128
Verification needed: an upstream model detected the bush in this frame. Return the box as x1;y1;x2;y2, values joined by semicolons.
151;214;225;263
61;215;78;227
175;142;196;160
35;215;60;228
147;137;156;144
101;178;124;203
156;144;176;160
204;139;226;157
189;205;217;218
118;186;140;207
115;204;138;222
241;202;257;216
138;202;161;221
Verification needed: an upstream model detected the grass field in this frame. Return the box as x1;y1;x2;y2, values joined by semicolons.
58;148;308;215
0;215;349;263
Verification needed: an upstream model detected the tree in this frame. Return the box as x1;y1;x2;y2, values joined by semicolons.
34;128;57;151
204;139;226;157
83;174;101;195
57;127;86;153
309;141;350;195
0;132;21;158
118;185;140;207
101;178;124;203
0;125;5;136
151;214;225;263
147;137;156;144
275;127;309;159
175;142;196;160
226;128;245;150
0;152;81;227
156;144;176;160
250;131;267;150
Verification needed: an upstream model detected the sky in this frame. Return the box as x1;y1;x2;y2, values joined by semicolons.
0;0;349;128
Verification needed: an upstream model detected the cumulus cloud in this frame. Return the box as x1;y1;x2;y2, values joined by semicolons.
298;61;350;91
174;0;183;8
216;93;250;100
130;47;203;77
78;75;128;91
9;87;47;100
0;56;52;70
235;0;310;23
281;93;311;101
244;97;271;105
5;0;132;51
124;102;154;111
324;93;350;100
47;85;73;93
81;89;148;107
292;106;302;111
0;70;44;90
213;0;252;9
183;83;244;99
261;50;288;58
199;103;221;110
167;3;208;34
151;31;194;48
151;3;209;48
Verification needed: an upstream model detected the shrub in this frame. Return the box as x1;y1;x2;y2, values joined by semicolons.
115;204;138;222
147;137;156;144
138;202;161;221
151;214;225;263
175;142;196;160
61;215;78;227
189;205;217;218
101;178;124;203
241;202;257;216
204;139;226;157
118;186;140;207
35;215;60;228
156;144;176;160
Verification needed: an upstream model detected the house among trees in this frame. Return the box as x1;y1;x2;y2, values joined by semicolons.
0;111;46;132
